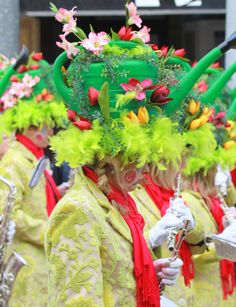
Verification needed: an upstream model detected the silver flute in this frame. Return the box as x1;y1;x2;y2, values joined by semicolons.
0;176;27;307
167;174;182;251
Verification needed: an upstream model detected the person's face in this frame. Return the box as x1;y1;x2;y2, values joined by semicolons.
26;126;54;148
112;163;148;193
0;136;10;159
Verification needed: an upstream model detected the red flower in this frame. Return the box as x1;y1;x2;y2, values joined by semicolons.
160;46;169;57
150;85;172;105
88;87;99;106
174;48;186;58
210;62;220;68
17;65;28;73
73;118;91;130
29;64;40;70
67;109;77;122
32;52;43;61
192;61;198;67
10;75;20;82
196;80;208;93
118;26;133;41
149;44;159;51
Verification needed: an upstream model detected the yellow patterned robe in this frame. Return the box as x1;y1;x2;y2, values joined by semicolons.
45;170;142;307
131;186;206;307
0;140;48;307
181;190;236;307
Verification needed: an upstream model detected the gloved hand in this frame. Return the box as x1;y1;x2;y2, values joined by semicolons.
217;222;236;242
215;165;231;196
166;198;195;231
149;213;184;248
57;182;70;196
154;257;183;286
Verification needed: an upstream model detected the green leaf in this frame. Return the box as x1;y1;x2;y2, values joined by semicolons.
89;24;95;33
75;27;87;40
98;82;110;123
111;29;120;40
49;2;58;13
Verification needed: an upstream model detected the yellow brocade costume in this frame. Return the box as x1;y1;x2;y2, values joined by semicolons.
181;190;236;307
131;186;206;307
0;140;48;307
45;170;140;307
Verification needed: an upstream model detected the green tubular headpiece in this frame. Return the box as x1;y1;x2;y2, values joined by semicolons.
162;31;236;115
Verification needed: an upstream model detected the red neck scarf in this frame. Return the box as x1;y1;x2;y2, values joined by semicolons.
230;168;236;189
208;196;236;299
83;166;160;307
144;174;194;287
16;134;61;216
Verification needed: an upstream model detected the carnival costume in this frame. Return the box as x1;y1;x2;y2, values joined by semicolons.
0;51;67;306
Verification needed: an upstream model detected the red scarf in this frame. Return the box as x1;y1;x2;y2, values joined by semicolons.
83;166;160;307
144;174;194;287
208;196;236;299
16;134;61;216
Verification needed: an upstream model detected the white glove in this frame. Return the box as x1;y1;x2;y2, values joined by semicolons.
166;198;195;231
215;165;231;196
57;182;70;196
160;296;177;307
149;213;184;248
154;258;183;286
217;222;236;242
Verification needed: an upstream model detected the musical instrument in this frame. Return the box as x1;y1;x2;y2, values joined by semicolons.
217;192;235;225
0;176;27;307
167;174;182;251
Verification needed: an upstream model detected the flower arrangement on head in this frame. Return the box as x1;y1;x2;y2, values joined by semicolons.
0;50;67;137
50;1;185;169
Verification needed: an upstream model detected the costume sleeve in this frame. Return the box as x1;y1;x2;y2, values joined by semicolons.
45;199;104;307
181;192;207;255
0;157;46;246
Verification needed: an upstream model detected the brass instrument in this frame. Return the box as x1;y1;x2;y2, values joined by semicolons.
0;176;26;307
167;174;182;251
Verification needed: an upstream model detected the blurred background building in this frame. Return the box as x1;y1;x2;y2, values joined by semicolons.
0;1;234;67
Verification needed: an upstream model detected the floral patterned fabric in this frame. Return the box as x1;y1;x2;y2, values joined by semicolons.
131;186;206;307
45;170;140;307
181;190;236;307
0;140;48;307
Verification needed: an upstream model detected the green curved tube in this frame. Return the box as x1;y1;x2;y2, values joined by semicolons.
0;66;15;97
162;47;223;115
201;61;236;105
226;95;236;119
53;51;72;103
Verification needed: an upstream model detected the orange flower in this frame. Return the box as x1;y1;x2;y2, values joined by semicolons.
138;106;149;124
127;111;139;123
188;99;200;115
224;140;235;149
189;118;201;130
36;89;54;102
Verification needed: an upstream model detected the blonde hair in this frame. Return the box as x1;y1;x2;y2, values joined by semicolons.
149;163;179;191
182;167;217;204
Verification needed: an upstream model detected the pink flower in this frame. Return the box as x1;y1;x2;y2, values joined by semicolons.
63;18;77;35
56;34;79;59
121;78;157;100
174;48;186;58
196;80;208;93
126;2;142;28
55;7;77;24
81;32;110;55
132;26;150;43
22;74;40;87
88;87;99;106
1;93;17;109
